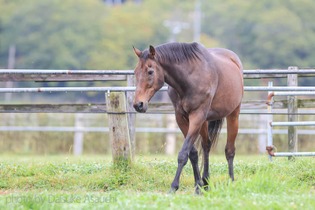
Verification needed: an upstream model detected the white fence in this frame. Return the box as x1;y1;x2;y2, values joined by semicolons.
1;67;315;159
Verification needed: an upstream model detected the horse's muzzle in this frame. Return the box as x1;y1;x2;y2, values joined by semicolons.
133;101;147;113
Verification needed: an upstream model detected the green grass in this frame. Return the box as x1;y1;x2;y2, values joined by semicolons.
0;155;314;209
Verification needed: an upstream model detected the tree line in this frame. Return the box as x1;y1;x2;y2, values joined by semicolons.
1;0;315;83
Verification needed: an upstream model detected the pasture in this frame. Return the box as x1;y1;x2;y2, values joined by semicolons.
0;155;314;209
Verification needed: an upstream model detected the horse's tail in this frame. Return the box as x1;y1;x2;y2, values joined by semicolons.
208;119;224;150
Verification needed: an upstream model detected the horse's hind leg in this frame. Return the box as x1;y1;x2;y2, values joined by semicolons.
225;105;241;181
189;146;202;194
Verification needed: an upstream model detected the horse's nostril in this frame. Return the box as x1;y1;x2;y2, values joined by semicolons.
134;101;144;112
138;102;143;109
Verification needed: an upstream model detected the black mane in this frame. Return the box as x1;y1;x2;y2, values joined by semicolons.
143;42;204;63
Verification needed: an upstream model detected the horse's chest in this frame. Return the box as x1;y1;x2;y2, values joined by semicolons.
171;98;188;117
169;86;210;116
176;97;204;115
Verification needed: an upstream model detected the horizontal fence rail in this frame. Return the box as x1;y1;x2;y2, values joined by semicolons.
0;69;133;81
270;152;315;157
1;103;315;114
1;86;315;93
243;69;315;74
0;69;135;75
0;86;141;93
1;68;315;81
272;91;315;96
2;126;315;135
1;68;315;75
271;121;315;127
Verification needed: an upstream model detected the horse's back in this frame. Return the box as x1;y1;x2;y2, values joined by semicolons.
207;48;243;71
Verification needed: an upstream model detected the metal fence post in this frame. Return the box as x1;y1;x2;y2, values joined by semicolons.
267;81;273;161
258;115;267;154
287;66;298;160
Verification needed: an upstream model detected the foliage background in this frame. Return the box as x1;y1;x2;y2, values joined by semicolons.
1;0;315;72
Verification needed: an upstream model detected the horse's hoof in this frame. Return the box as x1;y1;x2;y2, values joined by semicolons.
168;188;177;194
195;187;202;195
203;185;209;191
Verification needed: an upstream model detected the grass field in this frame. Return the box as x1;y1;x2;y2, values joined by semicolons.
0;155;314;210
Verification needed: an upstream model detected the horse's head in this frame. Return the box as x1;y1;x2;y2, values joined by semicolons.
132;45;165;113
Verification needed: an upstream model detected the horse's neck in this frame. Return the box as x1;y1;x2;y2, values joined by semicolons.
162;64;191;97
161;60;219;99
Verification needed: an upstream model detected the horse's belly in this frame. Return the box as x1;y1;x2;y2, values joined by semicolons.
209;81;243;119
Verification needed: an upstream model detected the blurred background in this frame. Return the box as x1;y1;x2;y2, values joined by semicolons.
0;0;315;156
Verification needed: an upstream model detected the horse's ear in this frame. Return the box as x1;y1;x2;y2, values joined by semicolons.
149;45;156;58
133;46;142;57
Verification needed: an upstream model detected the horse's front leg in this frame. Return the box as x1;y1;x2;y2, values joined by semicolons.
173;111;202;194
170;112;205;193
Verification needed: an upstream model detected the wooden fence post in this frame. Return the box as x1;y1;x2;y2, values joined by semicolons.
106;91;132;166
287;66;298;160
126;75;136;159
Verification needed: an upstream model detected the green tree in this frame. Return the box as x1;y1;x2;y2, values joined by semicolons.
0;0;107;69
201;0;315;70
2;0;315;73
88;1;170;69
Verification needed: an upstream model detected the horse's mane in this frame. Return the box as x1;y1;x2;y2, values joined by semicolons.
143;42;204;64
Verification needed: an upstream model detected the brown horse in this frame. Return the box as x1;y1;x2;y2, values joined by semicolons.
133;42;243;194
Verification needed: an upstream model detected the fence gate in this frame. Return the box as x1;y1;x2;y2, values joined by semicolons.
266;67;315;160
